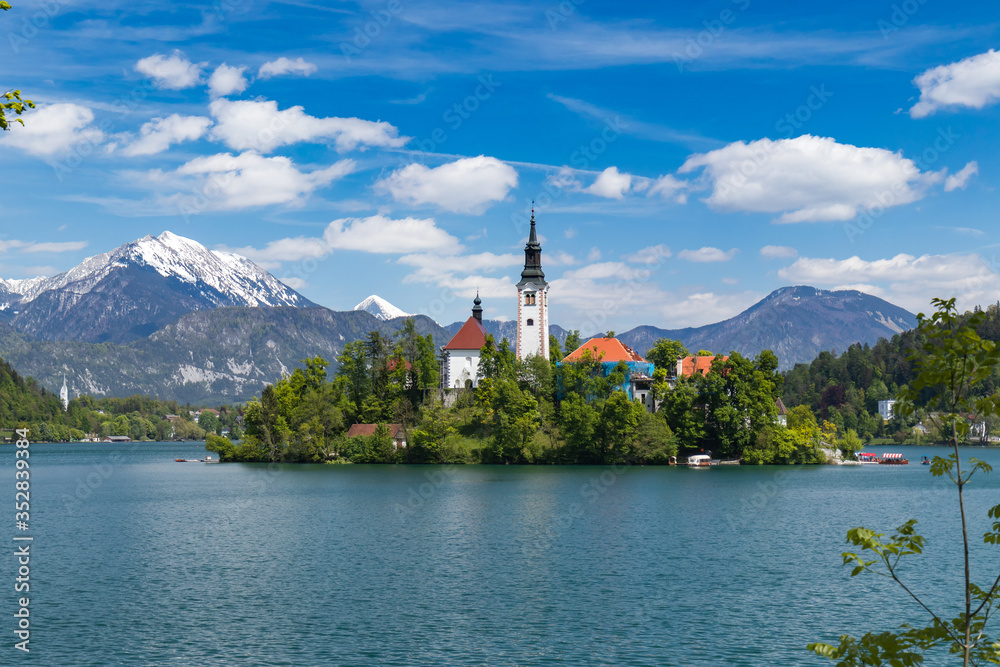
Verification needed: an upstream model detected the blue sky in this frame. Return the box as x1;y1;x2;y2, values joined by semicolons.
1;0;998;336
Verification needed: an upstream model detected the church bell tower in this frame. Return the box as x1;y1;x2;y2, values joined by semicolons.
516;210;549;360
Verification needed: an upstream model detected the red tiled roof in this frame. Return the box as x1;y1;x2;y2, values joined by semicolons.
346;423;403;438
443;316;488;351
679;355;728;377
387;358;412;372
563;338;646;363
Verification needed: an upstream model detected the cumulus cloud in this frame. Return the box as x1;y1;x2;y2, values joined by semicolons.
160;151;354;211
134;51;204;90
625;244;672;264
778;253;1000;312
679;247;738;263
910;49;1000;118
208;64;250;98
945;161;978;191
208;98;408;153
375;156;518;214
221;236;331;265
0;103;103;156
586;166;632;199
121;114;212;157
760;245;798;259
646;174;687;201
324;215;462;254
678;135;945;223
258;57;317;79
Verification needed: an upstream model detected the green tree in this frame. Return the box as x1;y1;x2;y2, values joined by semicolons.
564;330;582;356
811;298;1000;665
646;338;689;375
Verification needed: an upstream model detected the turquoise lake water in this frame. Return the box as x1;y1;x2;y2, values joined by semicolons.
4;442;1000;665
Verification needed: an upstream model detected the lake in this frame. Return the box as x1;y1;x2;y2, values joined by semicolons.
4;442;1000;665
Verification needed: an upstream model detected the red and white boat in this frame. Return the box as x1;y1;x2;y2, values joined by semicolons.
879;452;909;465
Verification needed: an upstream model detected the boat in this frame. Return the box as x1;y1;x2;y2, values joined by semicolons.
857;452;880;464
920;456;930;465
718;459;741;466
686;454;712;468
879;452;908;465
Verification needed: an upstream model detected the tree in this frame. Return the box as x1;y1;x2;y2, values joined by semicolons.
1;4;34;130
811;298;1000;665
564;330;582;356
646;338;689;375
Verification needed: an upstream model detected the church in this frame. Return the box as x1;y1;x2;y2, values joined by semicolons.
439;211;550;388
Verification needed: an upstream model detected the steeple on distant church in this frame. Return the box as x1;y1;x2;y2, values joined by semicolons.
515;208;550;361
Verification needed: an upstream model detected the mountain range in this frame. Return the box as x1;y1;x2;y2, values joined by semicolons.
0;231;919;402
0;231;312;343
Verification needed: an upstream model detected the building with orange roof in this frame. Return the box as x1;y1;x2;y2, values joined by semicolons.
440;295;488;389
676;355;729;379
558;337;657;412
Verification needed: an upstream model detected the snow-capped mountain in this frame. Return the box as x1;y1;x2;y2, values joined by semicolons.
2;231;314;343
353;295;411;321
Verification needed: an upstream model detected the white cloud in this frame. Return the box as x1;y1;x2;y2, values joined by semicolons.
679;247;738;263
134;51;204;90
760;245;798;259
910;49;1000;118
0;103;103;156
279;276;308;290
222;237;331;264
160;151;354;211
678;135;944;223
121;114;212;157
587;247;601;262
777;253;1000;313
208;98;408;153
646;174;687;201
585;166;632;199
0;239;88;253
945;161;978;191
625;244;672;264
562;261;651;282
258;57;317;79
324;215;462;254
208;64;249;98
375;156;518;214
548;251;578;266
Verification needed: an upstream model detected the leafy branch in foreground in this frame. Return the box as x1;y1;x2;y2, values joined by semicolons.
809;298;1000;666
2;3;35;130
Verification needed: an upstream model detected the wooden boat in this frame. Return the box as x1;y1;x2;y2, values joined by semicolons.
879;452;908;465
857;452;879;464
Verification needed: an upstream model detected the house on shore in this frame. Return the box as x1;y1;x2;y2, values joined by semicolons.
346;423;408;450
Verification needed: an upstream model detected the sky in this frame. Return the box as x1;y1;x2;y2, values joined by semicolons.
1;0;998;337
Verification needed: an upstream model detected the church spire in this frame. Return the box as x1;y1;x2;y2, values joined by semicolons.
518;206;546;287
472;292;483;323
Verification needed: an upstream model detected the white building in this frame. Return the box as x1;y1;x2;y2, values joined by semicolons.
440;295;488;389
60;375;69;411
515;211;549;361
878;399;896;421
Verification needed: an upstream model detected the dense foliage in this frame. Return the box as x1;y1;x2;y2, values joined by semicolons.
782;302;1000;444
0;356;228;442
811;299;1000;665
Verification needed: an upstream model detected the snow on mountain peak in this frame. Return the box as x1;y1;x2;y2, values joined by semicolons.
353;295;411;321
1;231;312;309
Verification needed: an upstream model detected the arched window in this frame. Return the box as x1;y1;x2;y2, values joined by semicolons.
465;356;472;368
527;318;534;326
